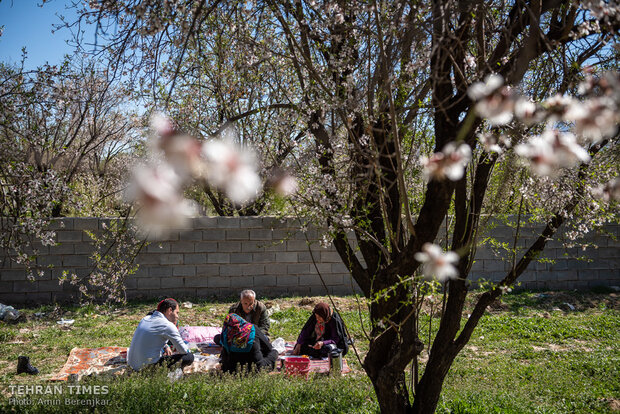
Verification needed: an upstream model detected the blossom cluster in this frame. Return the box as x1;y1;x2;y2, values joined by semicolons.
125;114;263;237
469;73;619;176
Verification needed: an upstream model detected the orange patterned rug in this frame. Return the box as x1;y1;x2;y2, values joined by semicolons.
50;347;128;381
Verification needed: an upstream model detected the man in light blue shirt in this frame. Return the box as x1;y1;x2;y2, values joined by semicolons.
127;298;194;371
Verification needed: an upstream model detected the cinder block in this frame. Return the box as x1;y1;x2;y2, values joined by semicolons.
147;243;171;253
195;288;216;298
287;264;310;274
230;253;253;264
195;242;218;252
37;280;63;292
184;253;206;265
517;272;536;282
553;270;579;281
483;260;507;272
299;274;322;286
73;218;99;231
547;260;570;271
196;265;220;277
0;292;26;304
161;277;185;289
276;252;298;263
63;255;88;267
578;270;599;281
252;253;275;263
207;253;230;264
138;278;161;289
160;254;184;265
49;218;73;230
13;280;38;293
320;252;341;263
49;243;74;255
239;217;264;228
226;229;249;240
596;269;620;280
57;231;83;242
323;274;344;285
125;278;138;290
203;230;226;241
272;229;294;241
161;232;180;241
217;217;240;229
220;265;242;277
217;242;241;252
25;292;52;304
264;264;288;276
37;256;62;267
74;242;95;255
331;263;347;273
136;253;160;265
242;264;265;276
173;266;196;277
262;217;289;229
180;230;203;241
184;277;209;288
250;229;273;240
171;241;195;253
208;277;230;288
254;275;276;286
193;216;218;227
230;276;255;288
276;276;299;286
149;267;172;277
240;241;265;253
0;281;13;294
287;240;314;251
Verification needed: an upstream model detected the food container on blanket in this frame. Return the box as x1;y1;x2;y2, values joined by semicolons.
283;356;311;378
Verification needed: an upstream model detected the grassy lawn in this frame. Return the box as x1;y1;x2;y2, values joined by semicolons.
0;290;618;413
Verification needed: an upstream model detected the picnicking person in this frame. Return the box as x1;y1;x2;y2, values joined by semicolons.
217;313;278;374
228;289;270;337
292;302;349;358
127;298;194;371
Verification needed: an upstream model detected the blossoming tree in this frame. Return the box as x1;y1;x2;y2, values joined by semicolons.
73;0;619;412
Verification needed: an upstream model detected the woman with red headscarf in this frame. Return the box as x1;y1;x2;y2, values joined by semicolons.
292;302;349;358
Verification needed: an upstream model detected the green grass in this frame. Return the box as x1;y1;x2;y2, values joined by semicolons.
0;291;618;413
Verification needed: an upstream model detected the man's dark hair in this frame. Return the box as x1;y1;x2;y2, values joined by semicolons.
157;298;178;313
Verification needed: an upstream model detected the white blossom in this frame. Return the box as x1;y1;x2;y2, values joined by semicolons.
421;143;471;181
468;74;515;125
201;130;262;204
592;177;620;202
514;129;590;176
567;98;619;143
125;164;196;237
414;243;459;282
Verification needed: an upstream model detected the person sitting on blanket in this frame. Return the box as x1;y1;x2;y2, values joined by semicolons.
216;313;278;374
292;302;349;358
228;289;270;337
127;298;194;371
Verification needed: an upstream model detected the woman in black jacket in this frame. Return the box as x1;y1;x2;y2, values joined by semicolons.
218;313;278;374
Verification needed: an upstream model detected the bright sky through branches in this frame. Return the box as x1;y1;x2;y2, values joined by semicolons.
0;1;91;69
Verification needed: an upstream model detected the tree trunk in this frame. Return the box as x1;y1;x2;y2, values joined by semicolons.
369;366;412;414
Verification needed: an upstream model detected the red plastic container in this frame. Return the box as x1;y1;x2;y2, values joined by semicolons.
284;356;311;377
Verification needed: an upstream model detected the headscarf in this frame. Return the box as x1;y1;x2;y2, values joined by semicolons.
313;302;331;340
221;313;256;353
313;302;331;322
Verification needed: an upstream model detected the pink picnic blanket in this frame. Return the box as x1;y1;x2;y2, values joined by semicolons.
179;326;221;344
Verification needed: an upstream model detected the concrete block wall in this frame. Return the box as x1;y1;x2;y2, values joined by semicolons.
0;217;618;304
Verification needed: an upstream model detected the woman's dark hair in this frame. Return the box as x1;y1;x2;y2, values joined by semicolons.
157;298;178;313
